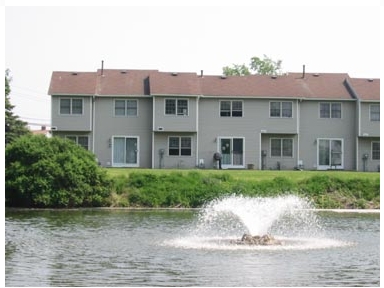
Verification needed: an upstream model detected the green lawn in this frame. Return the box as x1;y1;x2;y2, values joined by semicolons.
105;168;380;183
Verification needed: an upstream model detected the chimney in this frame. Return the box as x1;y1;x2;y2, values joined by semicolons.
302;65;305;78
101;60;104;76
200;70;204;77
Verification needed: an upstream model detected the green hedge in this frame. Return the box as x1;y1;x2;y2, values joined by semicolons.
5;135;112;208
108;171;380;209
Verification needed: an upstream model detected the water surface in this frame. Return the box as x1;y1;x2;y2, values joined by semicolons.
5;202;380;286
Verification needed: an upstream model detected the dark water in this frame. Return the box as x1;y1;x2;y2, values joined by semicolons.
5;208;380;287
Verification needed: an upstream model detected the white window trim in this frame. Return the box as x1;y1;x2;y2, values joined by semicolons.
164;98;189;116
318;102;342;119
113;99;139;117
270;138;294;158
111;135;140;168
219;100;244;117
371;141;380;160
59;97;84;115
64;135;89;150
217;136;245;169
167;136;193;157
269;101;293;118
316;138;344;170
369;104;380;122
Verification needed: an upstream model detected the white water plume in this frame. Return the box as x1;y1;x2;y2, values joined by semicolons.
195;195;322;237
164;195;352;250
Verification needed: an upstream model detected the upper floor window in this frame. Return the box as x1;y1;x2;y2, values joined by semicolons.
165;99;188;116
65;135;89;150
372;141;380;160
115;99;138;116
60;98;83;115
320;102;341;119
270;101;292;118
169;136;192;156
370;104;380;121
270;138;293;157
220;100;243;117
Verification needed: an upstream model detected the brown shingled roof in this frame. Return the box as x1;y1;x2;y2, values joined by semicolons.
96;69;157;96
201;74;299;97
201;72;352;99
347;78;380;101
48;71;97;95
292;73;352;99
149;72;201;96
48;68;375;101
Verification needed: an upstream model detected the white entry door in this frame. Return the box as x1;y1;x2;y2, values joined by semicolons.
317;138;343;170
112;136;139;167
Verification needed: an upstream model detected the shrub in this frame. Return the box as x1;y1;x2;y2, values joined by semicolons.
5;135;112;208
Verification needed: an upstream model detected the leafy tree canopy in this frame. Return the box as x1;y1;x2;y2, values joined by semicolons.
5;69;30;145
5;135;112;208
223;54;282;76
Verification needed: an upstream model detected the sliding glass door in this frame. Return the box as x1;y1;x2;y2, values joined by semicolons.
113;136;139;167
318;138;343;170
219;137;244;168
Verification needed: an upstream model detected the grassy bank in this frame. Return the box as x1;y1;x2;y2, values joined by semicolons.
106;169;380;209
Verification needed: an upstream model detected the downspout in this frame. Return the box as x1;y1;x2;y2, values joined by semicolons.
297;98;301;167
345;78;360;171
356;98;361;171
152;96;155;168
92;95;95;154
258;132;262;170
195;95;200;167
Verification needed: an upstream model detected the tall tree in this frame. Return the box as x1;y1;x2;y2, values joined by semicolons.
5;69;30;145
223;54;282;76
222;64;251;76
250;54;282;75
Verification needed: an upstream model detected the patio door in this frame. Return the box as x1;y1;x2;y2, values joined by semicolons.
112;136;139;167
317;138;343;170
219;137;244;168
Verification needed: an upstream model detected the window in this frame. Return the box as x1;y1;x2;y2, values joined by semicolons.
165;99;188;116
372;142;380;160
270;138;293;157
65;136;89;150
370;104;380;121
320;102;341;119
270;101;292;118
60;98;83;115
220;100;243;117
169;136;192;156
114;99;138;116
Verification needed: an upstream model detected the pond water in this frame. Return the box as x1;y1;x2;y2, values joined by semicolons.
5;195;380;287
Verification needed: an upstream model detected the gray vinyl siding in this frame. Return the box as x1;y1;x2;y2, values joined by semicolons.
198;98;297;169
93;97;153;167
260;134;298;170
49;84;379;171
153;132;197;169
51;96;92;131
153;96;198;132
357;137;380;172
360;102;380;137
298;100;356;170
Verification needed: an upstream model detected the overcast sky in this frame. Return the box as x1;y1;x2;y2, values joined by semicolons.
5;1;381;128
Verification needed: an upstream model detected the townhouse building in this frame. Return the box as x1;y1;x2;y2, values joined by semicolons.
48;68;380;171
